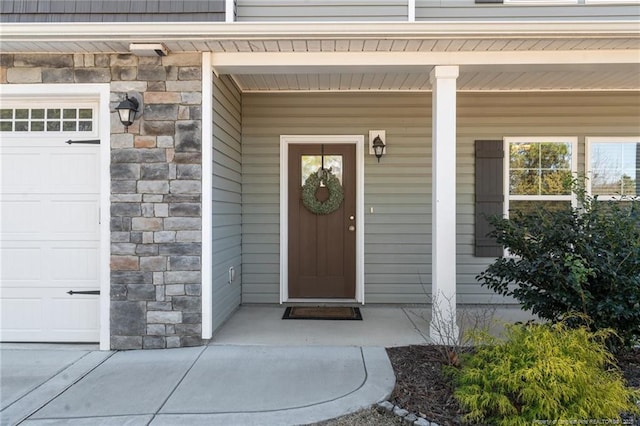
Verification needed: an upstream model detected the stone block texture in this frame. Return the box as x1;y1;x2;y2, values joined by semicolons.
1;53;203;349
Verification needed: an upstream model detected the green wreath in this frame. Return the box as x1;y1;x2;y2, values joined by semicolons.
302;168;344;215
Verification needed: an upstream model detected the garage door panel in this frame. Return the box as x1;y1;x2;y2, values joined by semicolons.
48;152;99;192
1;290;99;342
0;199;43;236
0;247;42;280
0;151;43;193
1;101;101;343
50;199;99;236
50;246;99;282
48;298;100;332
0;297;44;333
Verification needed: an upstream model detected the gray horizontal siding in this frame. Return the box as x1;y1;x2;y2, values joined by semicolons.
416;1;639;21
242;91;640;305
0;0;225;22
212;75;242;332
236;0;408;21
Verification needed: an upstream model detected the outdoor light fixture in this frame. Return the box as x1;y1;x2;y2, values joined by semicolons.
372;136;385;162
115;94;139;132
369;130;387;163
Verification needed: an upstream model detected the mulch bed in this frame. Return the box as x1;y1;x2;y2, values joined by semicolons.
386;345;640;426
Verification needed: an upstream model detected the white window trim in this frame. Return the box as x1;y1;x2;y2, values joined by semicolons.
585;136;640;201
503;136;579;218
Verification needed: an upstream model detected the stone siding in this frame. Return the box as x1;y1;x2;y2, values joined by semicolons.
0;53;204;350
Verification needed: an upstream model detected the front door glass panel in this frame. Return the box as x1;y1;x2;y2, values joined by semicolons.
301;155;343;186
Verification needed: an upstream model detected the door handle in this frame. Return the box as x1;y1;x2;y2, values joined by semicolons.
348;225;355;232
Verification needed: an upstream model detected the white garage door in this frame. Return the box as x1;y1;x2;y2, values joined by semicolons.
1;101;101;342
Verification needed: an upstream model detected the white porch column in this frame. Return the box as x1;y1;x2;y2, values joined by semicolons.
430;65;459;344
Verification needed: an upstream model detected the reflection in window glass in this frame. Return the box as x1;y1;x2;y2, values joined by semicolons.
0;108;95;133
15;109;29;119
590;142;639;197
509;142;572;196
301;155;343;186
509;200;572;217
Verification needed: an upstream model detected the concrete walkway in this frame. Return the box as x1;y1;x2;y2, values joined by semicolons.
1;344;395;425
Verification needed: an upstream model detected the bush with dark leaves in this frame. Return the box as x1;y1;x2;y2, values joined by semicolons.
477;188;640;348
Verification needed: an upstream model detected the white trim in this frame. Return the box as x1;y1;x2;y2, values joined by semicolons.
279;135;365;304
211;50;640;75
429;65;459;344
0;83;111;350
2;21;638;40
237;88;640;94
225;0;235;23
503;136;579;218
201;52;214;340
585;136;640;200
408;0;416;22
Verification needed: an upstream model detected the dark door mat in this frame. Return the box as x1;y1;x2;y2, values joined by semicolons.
282;306;363;320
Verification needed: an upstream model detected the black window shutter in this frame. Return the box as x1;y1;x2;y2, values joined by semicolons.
475;140;504;257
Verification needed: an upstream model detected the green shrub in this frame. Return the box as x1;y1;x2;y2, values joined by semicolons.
477;189;640;347
454;322;639;426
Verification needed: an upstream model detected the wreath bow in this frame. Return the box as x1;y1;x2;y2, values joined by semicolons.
302;168;344;215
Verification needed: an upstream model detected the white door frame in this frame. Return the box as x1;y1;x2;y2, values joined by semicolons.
0;84;111;350
279;135;365;304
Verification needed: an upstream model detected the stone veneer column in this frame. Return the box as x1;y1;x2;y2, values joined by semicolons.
0;53;204;350
110;53;203;350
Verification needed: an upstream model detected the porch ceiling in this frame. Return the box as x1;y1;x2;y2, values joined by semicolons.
1;21;638;92
230;63;640;92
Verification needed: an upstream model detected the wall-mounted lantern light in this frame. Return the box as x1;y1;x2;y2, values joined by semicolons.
369;130;386;163
115;94;139;132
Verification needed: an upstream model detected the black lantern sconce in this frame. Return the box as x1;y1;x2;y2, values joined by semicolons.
369;130;386;163
115;94;139;132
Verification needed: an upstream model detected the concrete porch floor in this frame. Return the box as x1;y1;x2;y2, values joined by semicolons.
210;305;432;347
209;305;537;347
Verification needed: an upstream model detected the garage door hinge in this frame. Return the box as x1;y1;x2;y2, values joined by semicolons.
67;290;100;295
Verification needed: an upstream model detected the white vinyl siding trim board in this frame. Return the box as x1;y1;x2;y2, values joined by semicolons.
212;75;242;332
241;91;640;305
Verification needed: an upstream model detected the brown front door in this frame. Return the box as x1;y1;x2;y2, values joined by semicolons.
288;144;356;298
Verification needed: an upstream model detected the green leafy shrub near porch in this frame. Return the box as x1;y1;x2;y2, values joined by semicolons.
454;322;640;426
477;190;640;347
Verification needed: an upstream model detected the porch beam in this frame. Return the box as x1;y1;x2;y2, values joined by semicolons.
211;50;640;75
430;65;459;344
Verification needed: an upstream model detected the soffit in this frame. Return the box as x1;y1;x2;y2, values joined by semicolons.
1;21;638;91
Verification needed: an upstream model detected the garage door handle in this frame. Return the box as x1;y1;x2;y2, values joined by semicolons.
67;290;100;295
65;139;100;145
